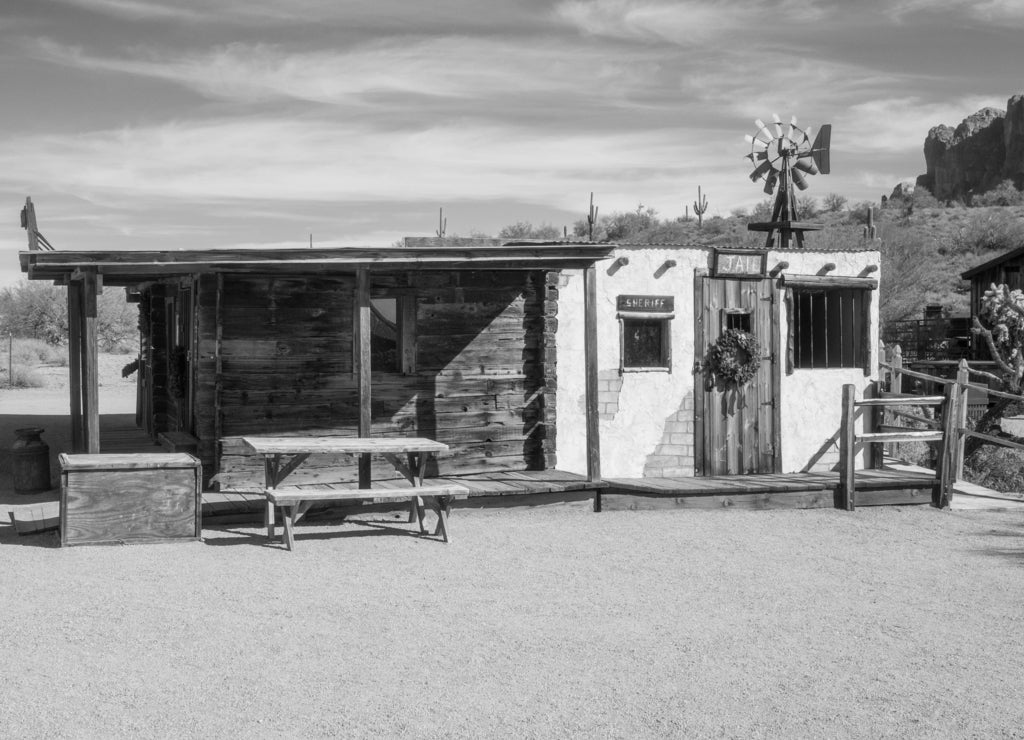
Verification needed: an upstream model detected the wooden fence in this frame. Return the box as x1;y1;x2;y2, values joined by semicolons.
839;345;1024;510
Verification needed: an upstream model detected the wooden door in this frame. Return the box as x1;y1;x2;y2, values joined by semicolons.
695;275;780;475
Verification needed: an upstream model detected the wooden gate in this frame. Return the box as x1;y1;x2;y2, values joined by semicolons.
695;275;780;475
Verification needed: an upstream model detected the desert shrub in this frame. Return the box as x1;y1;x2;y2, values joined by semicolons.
604;205;659;241
963;445;1024;493
0;282;67;345
909;188;942;211
497;221;562;239
0;280;137;351
699;216;729;236
7;365;47;388
951;210;1024;257
750;199;773;221
822;193;847;212
972;180;1024;207
796;196;819;218
845;201;875;226
10;337;64;366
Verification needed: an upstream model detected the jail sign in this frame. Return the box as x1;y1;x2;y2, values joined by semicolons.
712;248;767;278
617;295;674;313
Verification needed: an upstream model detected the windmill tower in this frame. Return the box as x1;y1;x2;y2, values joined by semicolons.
745;115;831;249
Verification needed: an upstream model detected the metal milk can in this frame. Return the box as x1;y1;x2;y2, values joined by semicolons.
11;427;51;494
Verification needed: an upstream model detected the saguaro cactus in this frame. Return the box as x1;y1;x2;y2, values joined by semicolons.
436;207;447;238
587;192;599;241
863;206;877;240
693;186;708;228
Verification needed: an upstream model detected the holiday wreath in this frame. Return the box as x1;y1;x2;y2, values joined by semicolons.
706;329;762;386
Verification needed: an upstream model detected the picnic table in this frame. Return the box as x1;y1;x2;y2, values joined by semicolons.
240;436;464;550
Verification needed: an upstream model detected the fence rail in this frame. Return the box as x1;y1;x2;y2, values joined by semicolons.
839;344;1024;510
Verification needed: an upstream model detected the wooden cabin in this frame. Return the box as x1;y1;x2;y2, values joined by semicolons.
21;239;882;491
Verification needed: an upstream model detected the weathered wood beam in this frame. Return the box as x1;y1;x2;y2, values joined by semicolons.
781;275;878;290
67;280;84;452
356;268;372;487
583;264;601;483
838;384;856;510
82;270;100;453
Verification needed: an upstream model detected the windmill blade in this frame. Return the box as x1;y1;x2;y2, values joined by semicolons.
793;157;819;176
791;167;809;190
786;115;797;141
772;113;783;137
763;170;778;195
754;118;773;141
746;149;768;164
749;159;772;182
811;123;831;174
746;133;770;150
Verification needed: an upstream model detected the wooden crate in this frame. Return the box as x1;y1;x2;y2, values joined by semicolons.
59;453;202;547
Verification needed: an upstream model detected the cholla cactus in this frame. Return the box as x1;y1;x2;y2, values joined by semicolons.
974;283;1024;389
436;207;447;238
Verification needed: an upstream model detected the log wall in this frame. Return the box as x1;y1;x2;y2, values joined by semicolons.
192;270;557;490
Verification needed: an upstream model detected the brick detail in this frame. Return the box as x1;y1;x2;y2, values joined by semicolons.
597;368;623;421
643;390;696;477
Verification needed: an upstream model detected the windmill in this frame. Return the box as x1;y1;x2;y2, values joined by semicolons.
745;114;831;249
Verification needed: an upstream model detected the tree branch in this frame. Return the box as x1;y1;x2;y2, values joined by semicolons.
972;316;1015;381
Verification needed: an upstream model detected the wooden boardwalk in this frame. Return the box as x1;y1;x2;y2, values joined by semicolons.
602;468;938;510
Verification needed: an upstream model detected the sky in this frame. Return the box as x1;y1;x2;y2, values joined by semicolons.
2;0;1023;286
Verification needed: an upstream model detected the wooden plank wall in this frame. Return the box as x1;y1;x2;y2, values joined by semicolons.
193;270;556;490
147;284;170;436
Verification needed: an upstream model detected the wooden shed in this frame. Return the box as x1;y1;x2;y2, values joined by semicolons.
20;238;614;491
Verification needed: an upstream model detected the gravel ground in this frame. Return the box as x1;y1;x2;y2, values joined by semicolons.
0;505;1022;739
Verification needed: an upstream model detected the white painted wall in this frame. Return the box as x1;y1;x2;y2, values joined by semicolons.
555;245;881;478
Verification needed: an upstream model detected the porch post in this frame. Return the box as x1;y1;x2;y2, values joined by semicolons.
82;270;100;453
355;268;372;487
583;264;601;482
67;279;84;452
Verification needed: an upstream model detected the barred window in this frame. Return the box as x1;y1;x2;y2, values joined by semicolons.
790;288;866;369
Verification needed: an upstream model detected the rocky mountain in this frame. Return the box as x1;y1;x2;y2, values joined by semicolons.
916;94;1024;201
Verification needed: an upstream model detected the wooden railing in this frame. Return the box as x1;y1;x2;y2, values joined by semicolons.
839;349;1024;510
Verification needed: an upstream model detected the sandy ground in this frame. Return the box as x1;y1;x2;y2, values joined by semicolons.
2;357;1024;737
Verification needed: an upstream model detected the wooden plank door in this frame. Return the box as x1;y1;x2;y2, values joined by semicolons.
695;276;780;475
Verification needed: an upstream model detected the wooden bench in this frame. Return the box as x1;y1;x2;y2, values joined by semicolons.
265;484;466;551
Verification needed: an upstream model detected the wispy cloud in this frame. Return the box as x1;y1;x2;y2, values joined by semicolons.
555;0;830;43
0;117;713;212
30;36;661;108
889;0;1024;23
46;0;550;29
